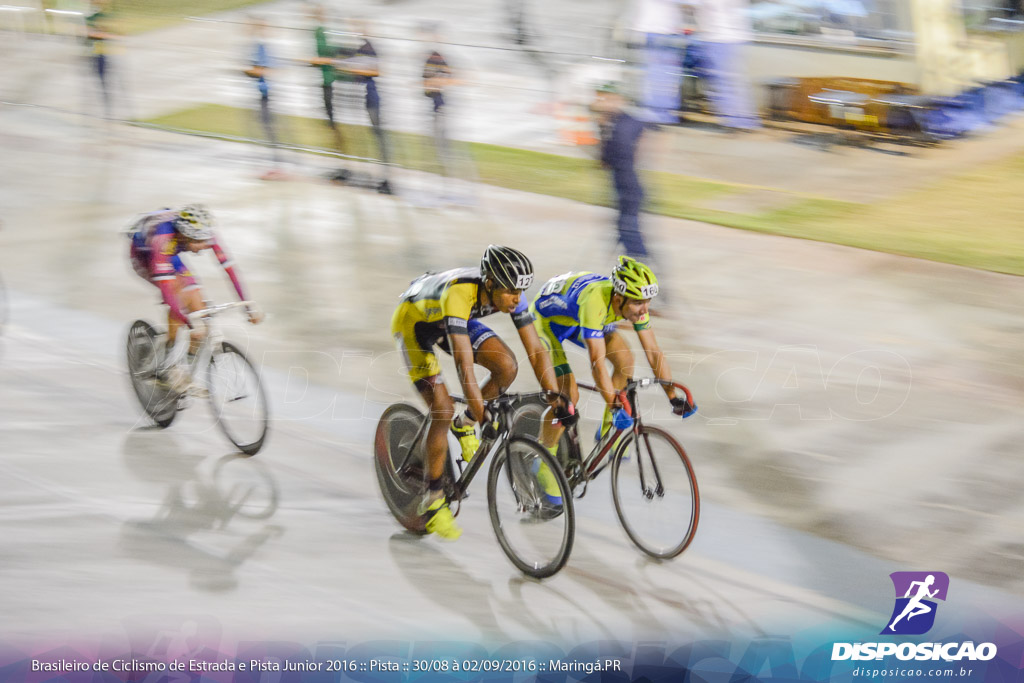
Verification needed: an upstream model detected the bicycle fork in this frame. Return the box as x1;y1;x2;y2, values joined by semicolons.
634;430;665;500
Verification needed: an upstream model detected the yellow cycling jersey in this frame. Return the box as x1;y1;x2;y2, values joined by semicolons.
399;267;533;339
393;267;534;383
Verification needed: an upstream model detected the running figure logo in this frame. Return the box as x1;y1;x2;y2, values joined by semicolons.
882;572;949;635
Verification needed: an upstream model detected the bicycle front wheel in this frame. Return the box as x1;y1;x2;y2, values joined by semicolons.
488;436;575;578
509;397;571;469
207;341;269;456
374;402;430;534
126;320;177;428
611;426;699;559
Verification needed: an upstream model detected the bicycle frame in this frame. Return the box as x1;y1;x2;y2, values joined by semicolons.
177;300;254;386
563;379;695;490
392;390;552;509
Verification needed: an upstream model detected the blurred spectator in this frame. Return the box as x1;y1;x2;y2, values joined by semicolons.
504;0;559;111
420;22;462;198
244;16;285;180
682;0;760;131
335;19;392;194
628;0;686;125
307;4;347;158
592;83;650;260
85;0;118;118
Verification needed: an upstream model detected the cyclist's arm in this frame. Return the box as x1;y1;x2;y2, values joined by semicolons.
637;328;677;400
584;336;619;407
210;241;248;302
441;282;485;420
448;324;485;422
510;295;559;397
518;324;559;396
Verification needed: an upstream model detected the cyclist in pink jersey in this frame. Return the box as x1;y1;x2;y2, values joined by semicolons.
128;205;262;390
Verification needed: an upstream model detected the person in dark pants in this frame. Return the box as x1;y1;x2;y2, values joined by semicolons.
85;0;117;118
592;83;650;260
421;23;456;181
335;19;392;194
244;16;285;180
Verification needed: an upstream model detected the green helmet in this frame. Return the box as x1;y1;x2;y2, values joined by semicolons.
611;256;659;300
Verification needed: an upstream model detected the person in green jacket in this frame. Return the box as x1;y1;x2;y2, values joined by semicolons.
307;4;346;155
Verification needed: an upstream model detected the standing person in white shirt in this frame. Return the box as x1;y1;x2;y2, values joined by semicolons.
629;0;686;125
683;0;761;131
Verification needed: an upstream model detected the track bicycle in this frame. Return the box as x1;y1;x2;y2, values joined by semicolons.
374;391;576;579
511;378;699;559
125;300;269;456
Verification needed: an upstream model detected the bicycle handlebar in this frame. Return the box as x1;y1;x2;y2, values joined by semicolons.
187;300;254;322
576;378;695;406
448;389;572;409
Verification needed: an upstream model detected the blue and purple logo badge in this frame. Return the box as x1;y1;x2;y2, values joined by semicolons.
881;572;950;635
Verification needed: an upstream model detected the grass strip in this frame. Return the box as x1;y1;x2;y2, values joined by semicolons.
144;102;1024;276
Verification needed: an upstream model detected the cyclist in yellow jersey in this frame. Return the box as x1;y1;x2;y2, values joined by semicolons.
391;245;574;540
530;256;694;458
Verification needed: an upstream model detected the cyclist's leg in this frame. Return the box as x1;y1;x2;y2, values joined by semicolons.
165;273;202;353
531;318;577;451
414;376;463;539
540;371;578;453
390;307;462;537
594;329;635;439
467;320;517;400
444;320;513;461
415;376;455;483
391;306;450;483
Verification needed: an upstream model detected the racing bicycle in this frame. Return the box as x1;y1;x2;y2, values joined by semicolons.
374;391;575;579
511;378;699;559
125;300;269;456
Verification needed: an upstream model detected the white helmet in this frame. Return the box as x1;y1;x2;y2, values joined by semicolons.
175;204;214;241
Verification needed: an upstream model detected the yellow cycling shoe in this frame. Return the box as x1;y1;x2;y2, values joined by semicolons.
531;458;563;505
423;496;462;540
595;405;613;442
450;420;479;462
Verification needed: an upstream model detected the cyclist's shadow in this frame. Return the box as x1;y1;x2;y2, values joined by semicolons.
387;532;611;643
120;431;283;592
560;535;762;638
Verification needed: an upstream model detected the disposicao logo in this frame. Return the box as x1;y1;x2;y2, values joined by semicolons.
831;572;998;662
882;571;949;635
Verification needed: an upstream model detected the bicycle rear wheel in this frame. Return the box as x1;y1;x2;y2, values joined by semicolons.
488;436;575;578
374;402;430;534
611;426;699;559
126;320;177;428
207;341;269;456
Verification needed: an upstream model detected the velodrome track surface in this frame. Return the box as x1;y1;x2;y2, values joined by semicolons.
1;107;1023;649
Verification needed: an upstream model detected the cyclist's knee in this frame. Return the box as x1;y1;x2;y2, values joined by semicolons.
494;355;518;388
607;345;635;375
476;336;518;388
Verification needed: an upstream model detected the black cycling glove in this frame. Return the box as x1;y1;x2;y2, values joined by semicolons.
670;396;697;418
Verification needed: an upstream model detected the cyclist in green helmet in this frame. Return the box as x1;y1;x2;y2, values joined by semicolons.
530;256;693;460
